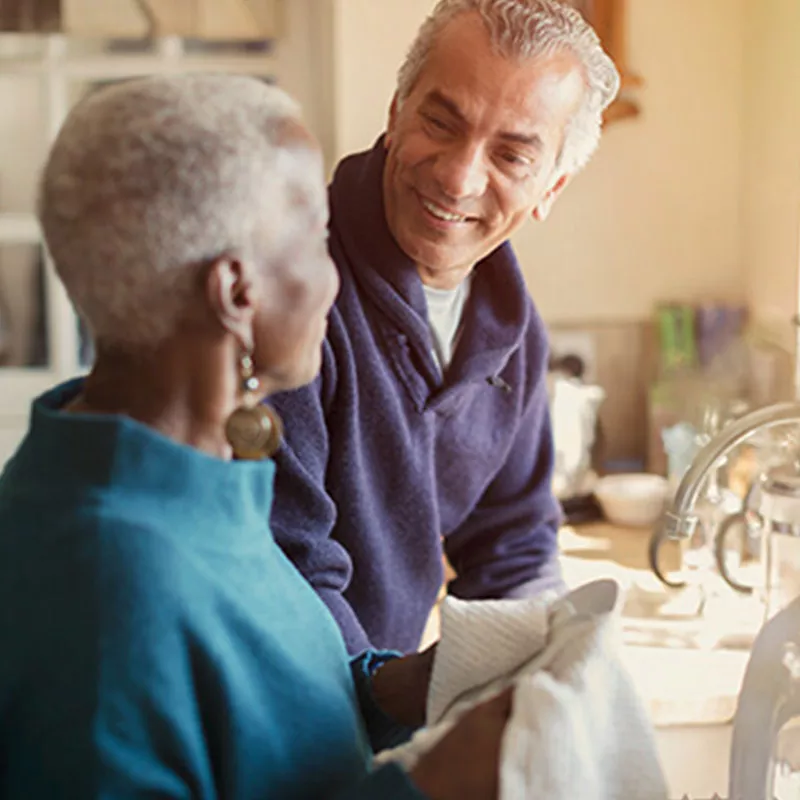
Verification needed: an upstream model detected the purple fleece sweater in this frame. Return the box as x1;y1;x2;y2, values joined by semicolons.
270;138;564;655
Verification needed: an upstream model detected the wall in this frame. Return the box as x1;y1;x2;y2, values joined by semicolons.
330;0;435;161
274;0;337;171
329;0;749;324
741;0;800;356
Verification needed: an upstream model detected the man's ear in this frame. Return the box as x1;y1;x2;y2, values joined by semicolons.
386;93;400;148
205;255;258;353
532;173;570;222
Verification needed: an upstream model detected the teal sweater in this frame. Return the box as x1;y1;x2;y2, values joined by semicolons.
0;382;426;799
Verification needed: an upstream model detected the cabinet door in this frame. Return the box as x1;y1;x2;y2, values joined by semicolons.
0;242;49;372
0;54;67;432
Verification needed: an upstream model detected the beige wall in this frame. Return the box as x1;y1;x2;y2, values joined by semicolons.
741;0;800;355
329;0;749;324
275;0;338;171
330;0;436;159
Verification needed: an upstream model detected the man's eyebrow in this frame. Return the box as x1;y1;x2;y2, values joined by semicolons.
423;90;468;124
423;90;543;150
499;130;543;150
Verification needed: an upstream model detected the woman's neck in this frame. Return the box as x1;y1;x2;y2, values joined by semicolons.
68;343;240;460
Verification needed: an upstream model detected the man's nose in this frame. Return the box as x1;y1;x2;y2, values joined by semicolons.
432;142;488;201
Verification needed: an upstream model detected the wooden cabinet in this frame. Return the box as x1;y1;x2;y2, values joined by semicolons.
563;0;642;123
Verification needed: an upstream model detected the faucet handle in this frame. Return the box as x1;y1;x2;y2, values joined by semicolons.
760;465;800;527
662;509;700;540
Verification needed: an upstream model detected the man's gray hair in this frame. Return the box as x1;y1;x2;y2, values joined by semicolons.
39;74;303;349
396;0;620;175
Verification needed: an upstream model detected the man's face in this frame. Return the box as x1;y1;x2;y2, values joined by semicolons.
383;11;586;287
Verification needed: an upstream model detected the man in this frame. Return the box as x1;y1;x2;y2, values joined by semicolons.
270;0;620;655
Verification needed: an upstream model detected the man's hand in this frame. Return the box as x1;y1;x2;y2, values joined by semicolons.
409;688;513;800
370;644;436;728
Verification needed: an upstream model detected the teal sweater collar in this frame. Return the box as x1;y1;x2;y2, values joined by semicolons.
9;379;275;542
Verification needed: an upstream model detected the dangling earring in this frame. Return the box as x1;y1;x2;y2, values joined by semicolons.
225;352;283;460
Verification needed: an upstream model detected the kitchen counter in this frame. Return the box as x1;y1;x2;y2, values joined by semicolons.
559;522;756;729
419;521;759;796
560;522;761;798
423;522;756;727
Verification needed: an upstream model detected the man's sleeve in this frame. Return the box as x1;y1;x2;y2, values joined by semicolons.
443;362;566;602
270;337;373;655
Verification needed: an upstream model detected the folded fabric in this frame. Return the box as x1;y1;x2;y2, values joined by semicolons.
374;579;668;800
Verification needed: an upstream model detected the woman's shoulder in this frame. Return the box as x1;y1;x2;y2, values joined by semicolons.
0;495;211;623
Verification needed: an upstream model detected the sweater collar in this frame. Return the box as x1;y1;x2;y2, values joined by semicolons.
6;379;275;542
329;136;532;384
329;135;429;338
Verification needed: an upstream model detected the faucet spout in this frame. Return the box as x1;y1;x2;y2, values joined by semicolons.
668;402;800;533
649;401;800;587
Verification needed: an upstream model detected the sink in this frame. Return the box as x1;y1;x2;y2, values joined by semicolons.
560;523;765;651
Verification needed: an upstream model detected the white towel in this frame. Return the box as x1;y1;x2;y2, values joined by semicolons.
375;579;668;800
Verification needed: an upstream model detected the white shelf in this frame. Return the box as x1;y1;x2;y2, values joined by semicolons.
0;54;278;79
0;369;55;414
0;215;40;244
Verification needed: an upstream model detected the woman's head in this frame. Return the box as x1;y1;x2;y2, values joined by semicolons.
38;74;338;396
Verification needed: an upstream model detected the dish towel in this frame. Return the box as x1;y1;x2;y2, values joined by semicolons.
374;579;669;800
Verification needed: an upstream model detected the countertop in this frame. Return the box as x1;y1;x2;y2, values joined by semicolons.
560;522;758;728
421;521;759;729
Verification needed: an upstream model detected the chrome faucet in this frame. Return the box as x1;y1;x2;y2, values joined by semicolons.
649;401;800;586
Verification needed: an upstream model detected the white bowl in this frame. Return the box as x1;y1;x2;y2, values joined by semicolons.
593;473;670;528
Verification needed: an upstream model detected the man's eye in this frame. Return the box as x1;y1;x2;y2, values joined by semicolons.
501;151;527;166
498;151;537;178
423;114;451;133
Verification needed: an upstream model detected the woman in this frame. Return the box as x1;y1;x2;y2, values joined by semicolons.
0;75;510;799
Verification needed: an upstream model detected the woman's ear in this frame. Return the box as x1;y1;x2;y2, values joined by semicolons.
205;255;258;353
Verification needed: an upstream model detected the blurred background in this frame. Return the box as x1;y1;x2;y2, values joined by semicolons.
1;3;799;795
0;0;797;490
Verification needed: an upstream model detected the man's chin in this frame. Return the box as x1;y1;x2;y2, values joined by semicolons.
406;243;476;276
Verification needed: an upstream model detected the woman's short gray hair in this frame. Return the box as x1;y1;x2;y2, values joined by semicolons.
38;74;303;349
396;0;620;175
